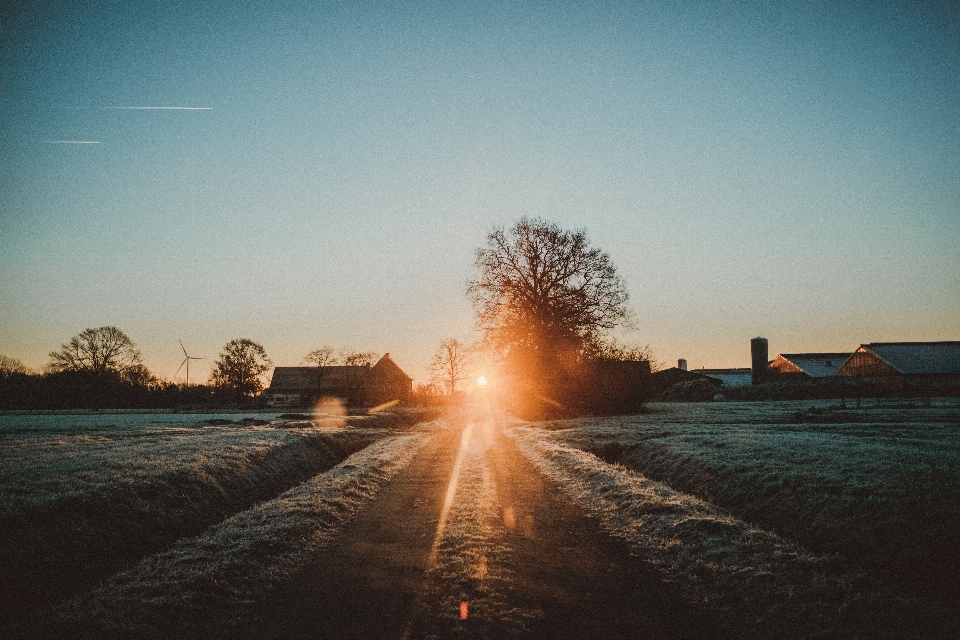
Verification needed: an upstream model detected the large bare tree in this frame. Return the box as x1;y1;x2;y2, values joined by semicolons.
430;338;470;395
210;338;273;399
468;218;631;374
48;326;144;376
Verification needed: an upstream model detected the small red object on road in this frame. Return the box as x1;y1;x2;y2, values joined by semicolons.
460;601;468;620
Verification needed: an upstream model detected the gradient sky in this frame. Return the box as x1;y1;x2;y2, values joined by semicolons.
2;0;958;384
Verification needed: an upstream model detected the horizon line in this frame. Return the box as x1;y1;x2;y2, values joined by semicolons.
41;140;100;144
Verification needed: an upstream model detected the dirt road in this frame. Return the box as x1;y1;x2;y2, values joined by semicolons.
250;407;701;639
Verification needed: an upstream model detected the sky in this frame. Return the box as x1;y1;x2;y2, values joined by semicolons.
2;0;959;384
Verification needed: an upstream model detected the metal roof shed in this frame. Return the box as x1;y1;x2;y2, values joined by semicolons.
837;342;960;378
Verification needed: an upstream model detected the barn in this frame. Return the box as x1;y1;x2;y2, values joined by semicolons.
764;353;851;381
265;353;412;408
697;368;753;387
836;342;960;384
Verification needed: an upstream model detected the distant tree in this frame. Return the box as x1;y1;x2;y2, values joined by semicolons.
411;381;444;407
302;346;337;367
0;354;28;376
210;339;273;399
414;381;442;396
339;349;377;367
301;347;377;368
122;363;161;387
47;327;144;377
468;218;631;377
430;338;470;395
593;340;664;372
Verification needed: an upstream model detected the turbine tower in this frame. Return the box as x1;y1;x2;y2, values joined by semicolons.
176;341;203;387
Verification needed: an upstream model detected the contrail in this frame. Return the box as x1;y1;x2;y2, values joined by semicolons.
53;106;212;110
41;140;100;144
106;106;212;110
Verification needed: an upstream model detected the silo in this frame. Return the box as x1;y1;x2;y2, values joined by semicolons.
678;359;688;371
751;337;768;385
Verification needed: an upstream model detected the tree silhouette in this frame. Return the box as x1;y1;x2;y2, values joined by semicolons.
469;217;631;376
430;338;470;395
302;346;336;367
0;355;28;376
210;339;273;400
47;327;144;377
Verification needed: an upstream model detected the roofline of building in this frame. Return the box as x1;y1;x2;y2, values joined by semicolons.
778;353;852;359
861;341;960;346
850;345;902;375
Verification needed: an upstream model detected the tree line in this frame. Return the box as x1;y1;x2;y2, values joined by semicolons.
0;330;394;410
3;218;658;414
0;332;276;410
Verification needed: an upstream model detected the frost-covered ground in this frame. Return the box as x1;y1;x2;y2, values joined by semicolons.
0;410;284;433
2;422;355;515
0;412;424;628
11;426;436;639
510;400;960;638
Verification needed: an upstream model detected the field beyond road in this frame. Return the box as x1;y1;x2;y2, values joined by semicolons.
4;401;959;639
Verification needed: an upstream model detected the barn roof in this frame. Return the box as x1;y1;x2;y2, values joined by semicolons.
371;353;412;380
777;353;851;378
696;368;752;387
267;366;368;392
858;342;960;375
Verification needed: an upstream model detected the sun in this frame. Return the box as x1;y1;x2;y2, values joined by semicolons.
476;376;487;386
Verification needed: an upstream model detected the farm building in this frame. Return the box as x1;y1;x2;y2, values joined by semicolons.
697;368;753;387
650;366;720;394
265;353;412;408
837;342;960;383
764;353;851;381
649;365;721;400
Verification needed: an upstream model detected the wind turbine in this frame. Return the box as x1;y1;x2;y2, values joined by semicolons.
176;341;203;387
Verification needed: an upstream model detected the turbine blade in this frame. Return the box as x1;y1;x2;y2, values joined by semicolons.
176;357;187;376
180;340;188;358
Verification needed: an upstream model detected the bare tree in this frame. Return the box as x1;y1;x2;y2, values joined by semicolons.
48;326;144;376
468;218;631;373
0;355;28;376
339;349;377;367
210;338;273;399
301;347;376;368
430;338;470;395
302;346;337;367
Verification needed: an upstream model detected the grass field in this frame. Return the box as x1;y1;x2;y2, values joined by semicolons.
4;402;958;638
512;399;960;637
0;409;434;629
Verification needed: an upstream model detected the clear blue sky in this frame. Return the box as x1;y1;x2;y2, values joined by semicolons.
2;0;958;383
